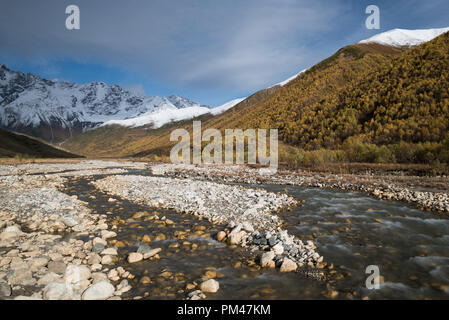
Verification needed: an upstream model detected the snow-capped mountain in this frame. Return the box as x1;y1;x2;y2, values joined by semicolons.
102;97;246;128
0;64;208;142
359;27;449;47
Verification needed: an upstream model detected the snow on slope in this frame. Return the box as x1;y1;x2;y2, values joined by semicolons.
102;97;246;128
359;27;449;47
103;106;211;128
269;69;308;88
209;98;246;115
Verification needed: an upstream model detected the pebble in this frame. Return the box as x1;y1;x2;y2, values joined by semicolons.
204;270;217;279
216;231;226;242
199;279;220;293
280;258;297;272
127;252;143;264
43;282;75;300
82;280;115;300
140;276;151;285
260;251;276;268
101;248;118;256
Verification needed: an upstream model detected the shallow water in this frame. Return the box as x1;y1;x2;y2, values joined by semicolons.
63;171;449;299
63;175;329;300
267;184;449;299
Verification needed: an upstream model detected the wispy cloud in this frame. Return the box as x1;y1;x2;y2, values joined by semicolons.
0;0;344;92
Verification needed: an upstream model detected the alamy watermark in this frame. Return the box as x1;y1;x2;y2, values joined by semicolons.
66;5;80;30
365;5;380;30
170;121;278;173
365;265;381;289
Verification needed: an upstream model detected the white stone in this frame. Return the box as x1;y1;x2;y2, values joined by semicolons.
43;282;75;300
280;258;297;272
199;279;219;293
101;230;117;239
93;237;107;246
101;255;115;265
260;251;275;268
227;230;246;245
143;248;161;259
272;243;284;255
82;280;115;300
242;221;254;233
65;264;91;285
101;248;118;256
127;252;143;263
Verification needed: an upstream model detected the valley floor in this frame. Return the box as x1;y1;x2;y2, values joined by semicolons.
0;160;448;300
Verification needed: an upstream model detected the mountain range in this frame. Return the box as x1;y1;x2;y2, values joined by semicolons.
0;65;221;142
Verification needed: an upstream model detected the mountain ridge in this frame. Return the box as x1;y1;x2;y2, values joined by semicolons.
0;64;210;142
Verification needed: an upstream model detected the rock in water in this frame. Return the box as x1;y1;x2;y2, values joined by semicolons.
280;258;297;272
82;281;115;300
127;252;143;263
143;248;162;259
216;231;226;242
199;279;219;293
260;251;275;268
47;261;67;274
227;230;246;245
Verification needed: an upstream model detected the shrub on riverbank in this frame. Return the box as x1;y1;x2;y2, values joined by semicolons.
281;139;449;170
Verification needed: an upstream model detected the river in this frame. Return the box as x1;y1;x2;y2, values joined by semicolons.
63;169;449;299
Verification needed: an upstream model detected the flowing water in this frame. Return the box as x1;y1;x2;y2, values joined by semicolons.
62;171;449;300
270;184;449;299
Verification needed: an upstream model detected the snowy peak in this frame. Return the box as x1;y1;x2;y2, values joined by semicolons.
0;64;208;142
359;27;449;47
166;94;207;109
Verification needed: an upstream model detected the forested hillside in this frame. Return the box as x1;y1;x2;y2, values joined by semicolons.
63;32;449;165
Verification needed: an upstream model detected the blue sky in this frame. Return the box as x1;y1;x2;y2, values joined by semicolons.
0;0;448;106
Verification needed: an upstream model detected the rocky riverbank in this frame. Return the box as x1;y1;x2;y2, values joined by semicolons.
0;161;147;300
151;164;449;213
0;160;146;177
0;160;328;300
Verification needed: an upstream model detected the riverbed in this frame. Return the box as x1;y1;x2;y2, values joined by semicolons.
1;161;448;300
70;168;449;299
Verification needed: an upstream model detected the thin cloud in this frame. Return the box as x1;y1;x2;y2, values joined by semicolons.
0;0;345;93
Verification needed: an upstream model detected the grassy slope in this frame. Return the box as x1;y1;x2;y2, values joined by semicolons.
0;128;82;158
